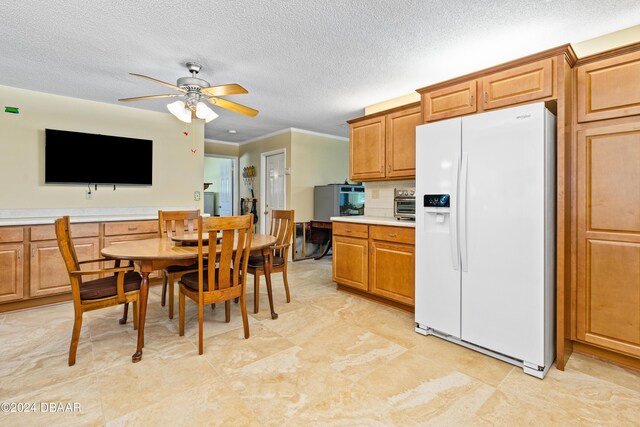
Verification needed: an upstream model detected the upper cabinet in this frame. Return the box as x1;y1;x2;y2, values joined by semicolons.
349;102;420;181
577;49;640;122
417;52;565;123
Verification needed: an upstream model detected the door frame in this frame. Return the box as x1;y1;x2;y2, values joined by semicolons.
259;148;287;234
203;154;239;216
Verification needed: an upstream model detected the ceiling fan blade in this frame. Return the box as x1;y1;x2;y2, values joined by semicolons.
208;97;259;117
118;94;182;102
201;84;248;97
129;73;187;93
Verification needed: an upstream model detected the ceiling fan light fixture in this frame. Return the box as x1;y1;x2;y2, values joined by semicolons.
196;101;218;123
167;100;192;123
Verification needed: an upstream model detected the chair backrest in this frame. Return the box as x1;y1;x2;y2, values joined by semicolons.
55;216;83;299
197;214;253;296
269;210;295;258
158;210;200;238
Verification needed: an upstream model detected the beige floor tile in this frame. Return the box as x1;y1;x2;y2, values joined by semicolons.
564;352;640;394
258;304;343;346
0;373;103;427
227;346;354;425
96;342;218;422
201;323;296;375
107;381;261;427
410;335;514;387
298;320;407;382
358;350;495;425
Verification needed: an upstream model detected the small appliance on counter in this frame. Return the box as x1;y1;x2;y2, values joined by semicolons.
314;184;364;221
394;188;416;220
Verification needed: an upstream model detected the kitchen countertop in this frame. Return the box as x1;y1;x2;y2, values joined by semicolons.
330;215;415;228
0;206;195;227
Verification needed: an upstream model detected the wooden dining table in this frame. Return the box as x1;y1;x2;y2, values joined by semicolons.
101;233;278;363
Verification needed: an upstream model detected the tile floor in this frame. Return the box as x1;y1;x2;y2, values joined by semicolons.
1;258;639;426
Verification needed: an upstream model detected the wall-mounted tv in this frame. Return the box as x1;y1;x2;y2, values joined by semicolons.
45;129;153;185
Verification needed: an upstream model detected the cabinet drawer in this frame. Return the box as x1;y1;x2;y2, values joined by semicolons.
333;222;368;239
0;227;24;243
31;222;99;241
370;225;414;245
481;58;553;110
104;220;158;236
577;49;640;122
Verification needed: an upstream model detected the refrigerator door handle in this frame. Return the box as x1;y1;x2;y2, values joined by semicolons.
460;152;469;272
450;156;460;271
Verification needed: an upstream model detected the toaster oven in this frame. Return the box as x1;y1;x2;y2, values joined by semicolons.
394;188;415;220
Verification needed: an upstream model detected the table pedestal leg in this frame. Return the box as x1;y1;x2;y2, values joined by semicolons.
262;247;278;319
132;271;150;363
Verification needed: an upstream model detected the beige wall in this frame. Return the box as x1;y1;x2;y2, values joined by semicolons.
291;132;349;222
0;85;204;210
364;92;421;115
573;24;640;58
204;140;239;157
203;157;230;193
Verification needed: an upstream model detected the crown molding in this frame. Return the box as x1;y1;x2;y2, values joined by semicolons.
236;127;348;145
289;127;349;142
204;138;240;146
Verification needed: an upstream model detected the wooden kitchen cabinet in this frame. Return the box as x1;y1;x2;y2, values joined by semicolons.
386;105;421;178
333;235;369;291
481;58;553;110
0;243;24;303
349;115;386;180
422;80;477;122
348;102;420;181
576;122;640;358
577;48;640;122
369;225;415;306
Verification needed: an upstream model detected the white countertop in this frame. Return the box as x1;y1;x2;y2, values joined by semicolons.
330;215;415;228
0;207;195;227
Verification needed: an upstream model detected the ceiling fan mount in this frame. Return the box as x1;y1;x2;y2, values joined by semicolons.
118;61;259;122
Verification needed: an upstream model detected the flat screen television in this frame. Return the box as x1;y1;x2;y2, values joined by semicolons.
45;129;153;185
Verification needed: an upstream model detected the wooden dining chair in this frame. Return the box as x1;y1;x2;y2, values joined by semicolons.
55;216;142;366
247;209;294;313
178;214;253;354
158;209;200;319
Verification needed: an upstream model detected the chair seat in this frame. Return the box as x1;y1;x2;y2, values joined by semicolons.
181;270;235;292
165;263;198;273
247;255;285;268
80;271;142;300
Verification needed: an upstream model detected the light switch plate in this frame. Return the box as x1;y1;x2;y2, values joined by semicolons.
194;191;201;201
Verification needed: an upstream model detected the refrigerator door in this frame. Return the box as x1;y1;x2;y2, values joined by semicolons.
460;103;546;365
415;119;462;338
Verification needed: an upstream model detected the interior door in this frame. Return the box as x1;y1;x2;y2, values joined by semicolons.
460;103;546;365
263;151;285;233
218;159;233;216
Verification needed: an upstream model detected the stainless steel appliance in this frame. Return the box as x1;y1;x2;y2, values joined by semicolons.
314;184;364;221
394;188;415;220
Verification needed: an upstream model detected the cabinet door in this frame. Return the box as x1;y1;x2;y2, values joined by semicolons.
576;123;640;357
369;240;415;306
577;49;640;122
386;106;421;178
30;237;100;298
481;58;553;110
0;244;24;302
422;80;477;122
332;235;368;291
349;116;386;180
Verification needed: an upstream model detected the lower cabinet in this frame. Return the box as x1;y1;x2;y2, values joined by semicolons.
0;243;24;303
332;222;415;307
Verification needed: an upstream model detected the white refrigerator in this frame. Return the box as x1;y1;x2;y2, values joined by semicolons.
414;102;556;379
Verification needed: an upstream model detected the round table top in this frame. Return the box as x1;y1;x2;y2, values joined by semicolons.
101;234;276;261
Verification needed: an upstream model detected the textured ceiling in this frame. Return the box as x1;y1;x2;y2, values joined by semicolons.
1;1;639;143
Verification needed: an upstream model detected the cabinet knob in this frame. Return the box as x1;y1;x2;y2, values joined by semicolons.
17;249;21;260
469;95;473;105
127;226;137;231
32;248;36;257
345;229;352;232
388;233;397;237
483;92;488;103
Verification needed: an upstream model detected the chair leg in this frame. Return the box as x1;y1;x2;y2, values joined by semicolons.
225;300;231;323
68;310;83;366
161;272;168;307
254;274;260;314
211;303;216;310
240;292;250;339
168;279;175;320
119;302;129;325
132;300;139;330
179;290;185;337
198;299;204;355
283;264;291;303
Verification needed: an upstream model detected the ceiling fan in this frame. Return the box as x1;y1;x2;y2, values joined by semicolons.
118;62;258;123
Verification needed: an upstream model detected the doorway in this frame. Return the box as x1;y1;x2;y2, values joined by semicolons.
203;155;238;216
260;149;286;234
